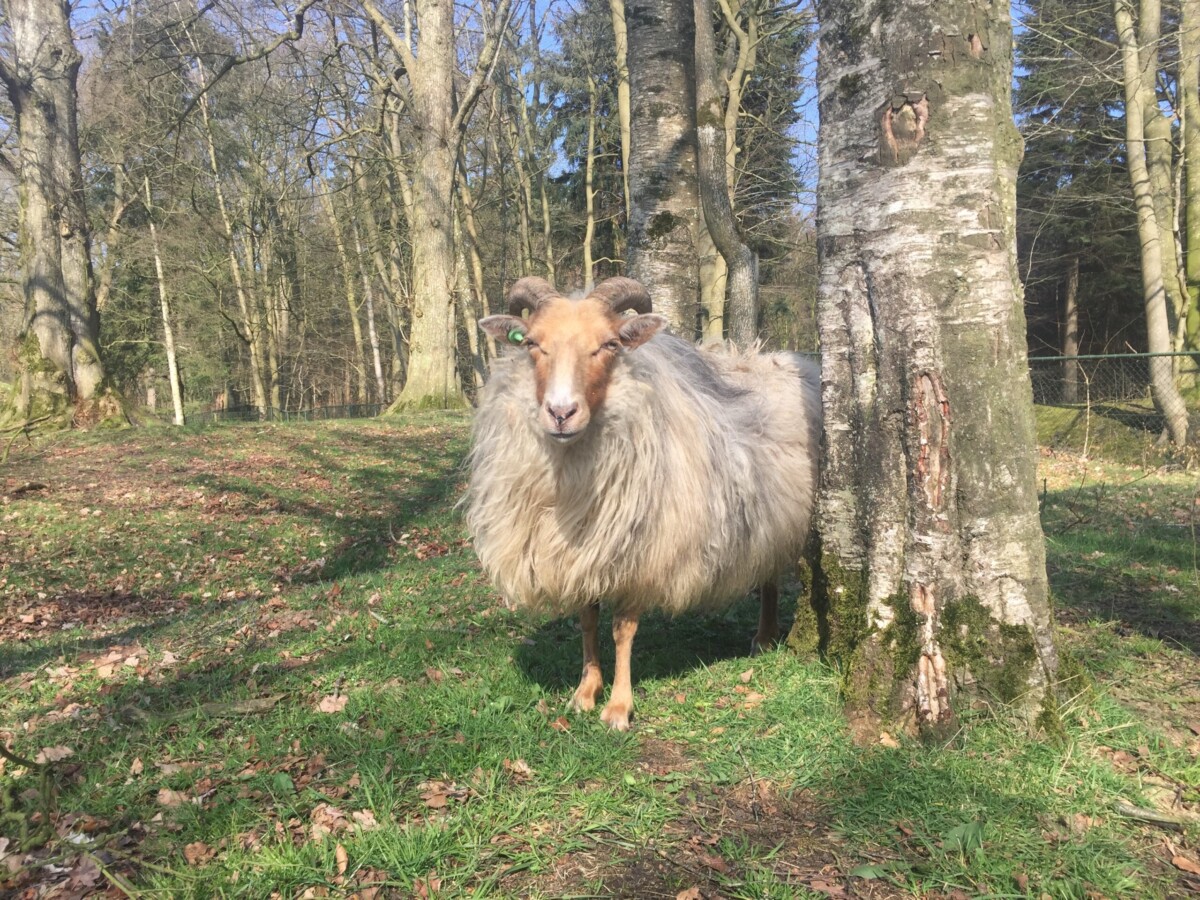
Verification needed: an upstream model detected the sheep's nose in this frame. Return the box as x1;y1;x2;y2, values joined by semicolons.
547;401;578;426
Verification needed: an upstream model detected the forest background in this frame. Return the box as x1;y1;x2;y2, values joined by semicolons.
0;0;1197;424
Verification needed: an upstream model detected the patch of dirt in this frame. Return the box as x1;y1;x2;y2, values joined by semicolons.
503;773;925;899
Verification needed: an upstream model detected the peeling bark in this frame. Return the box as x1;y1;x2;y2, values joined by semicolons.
801;0;1058;736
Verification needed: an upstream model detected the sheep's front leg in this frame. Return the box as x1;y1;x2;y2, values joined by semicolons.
569;602;604;713
751;581;780;654
600;612;639;731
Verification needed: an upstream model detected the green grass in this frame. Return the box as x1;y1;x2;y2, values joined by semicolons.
2;417;1198;897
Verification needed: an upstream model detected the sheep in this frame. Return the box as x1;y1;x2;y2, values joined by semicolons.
465;276;821;730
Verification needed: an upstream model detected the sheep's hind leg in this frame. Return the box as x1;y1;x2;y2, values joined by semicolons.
751;581;780;655
601;612;639;731
569;602;604;713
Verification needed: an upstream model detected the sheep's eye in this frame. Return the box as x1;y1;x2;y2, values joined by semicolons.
597;340;621;355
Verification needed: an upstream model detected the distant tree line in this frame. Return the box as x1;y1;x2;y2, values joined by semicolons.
0;0;1195;444
0;0;813;425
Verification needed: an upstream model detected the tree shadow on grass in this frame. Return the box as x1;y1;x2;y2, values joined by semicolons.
1044;486;1200;654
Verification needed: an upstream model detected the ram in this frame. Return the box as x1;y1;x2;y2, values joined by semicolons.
465;276;820;730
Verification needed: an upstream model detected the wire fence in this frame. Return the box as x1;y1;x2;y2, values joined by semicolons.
186;403;384;427
1028;352;1199;442
181;355;1199;448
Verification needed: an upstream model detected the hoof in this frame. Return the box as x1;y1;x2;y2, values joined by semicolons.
569;689;598;713
750;634;779;656
600;703;632;731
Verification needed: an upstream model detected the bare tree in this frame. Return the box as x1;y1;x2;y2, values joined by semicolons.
1113;0;1189;444
364;0;512;410
0;0;124;426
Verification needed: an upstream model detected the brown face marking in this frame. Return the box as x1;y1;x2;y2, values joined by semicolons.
522;298;624;439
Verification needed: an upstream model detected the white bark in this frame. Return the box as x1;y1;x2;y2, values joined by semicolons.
811;0;1056;733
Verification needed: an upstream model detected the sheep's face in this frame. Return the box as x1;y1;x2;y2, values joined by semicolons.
480;297;665;444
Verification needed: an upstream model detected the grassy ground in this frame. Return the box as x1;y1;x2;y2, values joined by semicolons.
1;415;1198;898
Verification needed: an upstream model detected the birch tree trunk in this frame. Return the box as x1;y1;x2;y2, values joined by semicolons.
610;0;633;222
1113;0;1190;443
626;0;703;335
1;0;124;427
795;0;1058;738
350;218;389;406
1180;0;1200;382
143;176;185;426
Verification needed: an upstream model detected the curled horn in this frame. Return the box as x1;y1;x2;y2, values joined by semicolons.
507;277;560;316
588;277;652;315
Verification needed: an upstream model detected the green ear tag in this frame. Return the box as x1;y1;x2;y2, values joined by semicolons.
508;329;525;344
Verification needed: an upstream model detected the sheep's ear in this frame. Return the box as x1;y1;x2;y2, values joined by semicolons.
480;315;529;345
618;313;667;349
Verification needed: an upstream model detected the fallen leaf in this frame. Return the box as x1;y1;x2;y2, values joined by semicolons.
696;853;731;874
317;694;348;714
503;758;534;780
130;757;144;776
414;872;442;898
878;732;900;749
336;843;349;877
310;803;349;841
35;745;74;764
1173;855;1200;876
352;809;380;831
425;667;444;683
184;841;215;865
676;889;704;900
422;791;448;809
157;788;191;807
65;856;102;893
550;716;570;732
739;668;754;683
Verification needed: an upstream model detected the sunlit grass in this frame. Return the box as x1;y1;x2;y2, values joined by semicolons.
1;417;1197;897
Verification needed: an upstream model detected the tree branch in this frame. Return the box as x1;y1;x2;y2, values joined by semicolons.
177;0;318;126
451;0;517;136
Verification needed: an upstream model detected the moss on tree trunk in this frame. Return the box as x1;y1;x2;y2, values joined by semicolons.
799;0;1058;739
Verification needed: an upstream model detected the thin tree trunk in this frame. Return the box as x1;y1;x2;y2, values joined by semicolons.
609;0;633;223
454;214;486;391
694;0;758;345
515;18;555;282
1180;0;1200;381
1114;0;1190;443
584;72;599;287
143;176;185;426
626;0;703;335
351;218;389;406
456;159;494;361
1062;256;1080;404
798;0;1058;738
319;185;369;405
198;86;268;417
